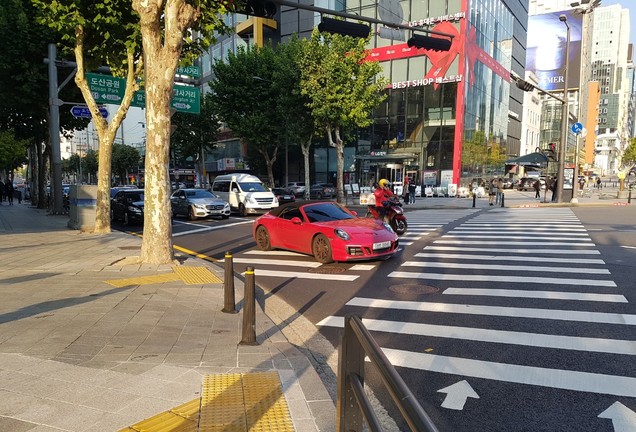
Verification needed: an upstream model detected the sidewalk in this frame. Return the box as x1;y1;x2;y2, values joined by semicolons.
0;202;336;432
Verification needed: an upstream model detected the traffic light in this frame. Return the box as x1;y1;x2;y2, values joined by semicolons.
516;79;535;92
546;143;557;161
318;18;371;38
406;34;452;51
235;0;277;18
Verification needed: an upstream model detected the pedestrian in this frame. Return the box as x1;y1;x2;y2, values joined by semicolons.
551;177;558;202
408;181;416;204
496;177;504;205
533;178;541;200
0;180;4;204
403;176;410;204
4;179;14;206
596;177;602;189
488;178;497;206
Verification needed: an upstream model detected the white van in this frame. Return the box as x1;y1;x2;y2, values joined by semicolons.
211;174;278;216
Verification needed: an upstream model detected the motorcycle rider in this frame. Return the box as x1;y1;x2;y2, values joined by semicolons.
374;179;394;222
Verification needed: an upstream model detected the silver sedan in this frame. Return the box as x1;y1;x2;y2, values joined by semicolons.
170;189;230;220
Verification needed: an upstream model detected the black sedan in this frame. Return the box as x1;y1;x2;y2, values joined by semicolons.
272;188;296;204
111;189;144;225
309;183;336;199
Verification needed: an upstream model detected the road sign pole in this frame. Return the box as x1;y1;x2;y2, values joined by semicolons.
48;43;64;214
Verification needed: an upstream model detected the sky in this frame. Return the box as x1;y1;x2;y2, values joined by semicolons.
601;0;636;47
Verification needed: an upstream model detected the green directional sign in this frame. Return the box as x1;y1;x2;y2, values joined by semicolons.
130;85;200;114
176;65;201;78
86;73;126;104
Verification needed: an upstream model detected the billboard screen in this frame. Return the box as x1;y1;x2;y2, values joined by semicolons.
527;11;582;91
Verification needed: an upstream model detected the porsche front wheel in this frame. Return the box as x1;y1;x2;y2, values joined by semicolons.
255;226;272;251
312;234;333;264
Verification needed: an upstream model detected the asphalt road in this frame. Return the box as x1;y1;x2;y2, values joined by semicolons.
115;205;636;432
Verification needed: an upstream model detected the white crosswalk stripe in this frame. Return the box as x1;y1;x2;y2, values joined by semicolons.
318;207;633;405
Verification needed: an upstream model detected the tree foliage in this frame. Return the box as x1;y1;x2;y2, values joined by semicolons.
623;138;636;168
210;44;288;186
0;130;28;177
298;28;387;202
112;143;141;184
171;93;219;170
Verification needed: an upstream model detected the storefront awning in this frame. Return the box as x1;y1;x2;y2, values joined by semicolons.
505;152;548;166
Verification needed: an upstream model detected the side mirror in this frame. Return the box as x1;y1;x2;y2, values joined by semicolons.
290;217;303;225
232;188;239;193
179;195;186;200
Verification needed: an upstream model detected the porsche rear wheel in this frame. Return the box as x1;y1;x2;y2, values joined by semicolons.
255;226;272;251
312;234;333;264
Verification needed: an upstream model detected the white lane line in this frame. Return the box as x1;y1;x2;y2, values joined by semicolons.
382;348;636;397
226;258;321;268
425;246;600;255
317;316;636;355
349;264;376;271
461;223;580;227
443;234;591;240
434;240;594;246
345;297;630;324
244;250;307;256
172;220;253;237
400;242;414;246
247;269;359;281
414;253;605;265
443;288;627;303
388;271;616;287
453;227;586;231
401;261;609;274
621;246;636;249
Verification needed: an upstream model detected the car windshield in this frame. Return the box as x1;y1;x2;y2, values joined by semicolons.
304;203;354;223
127;193;144;202
186;190;216;199
239;182;267;192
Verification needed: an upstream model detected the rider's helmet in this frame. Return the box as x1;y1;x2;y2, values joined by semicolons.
379;178;391;188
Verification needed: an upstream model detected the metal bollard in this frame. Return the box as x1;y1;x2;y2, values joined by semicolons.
500;193;505;207
222;251;237;314
240;266;258;345
629;188;632;204
472;193;476;208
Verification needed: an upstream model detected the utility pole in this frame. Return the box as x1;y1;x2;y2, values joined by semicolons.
47;43;64;214
555;15;570;204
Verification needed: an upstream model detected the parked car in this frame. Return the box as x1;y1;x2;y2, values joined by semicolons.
271;188;296;204
110;185;137;199
111;189;145;225
253;202;399;263
170;188;230;220
309;183;336;199
518;177;545;191
286;182;306;197
502;178;516;189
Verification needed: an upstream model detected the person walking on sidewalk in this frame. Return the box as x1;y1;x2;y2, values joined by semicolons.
533;178;541;200
495;178;504;205
488;178;497;206
0;180;4;204
408;181;416;204
4;179;14;205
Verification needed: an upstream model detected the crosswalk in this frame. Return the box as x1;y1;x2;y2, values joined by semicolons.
228;209;479;280
317;208;636;428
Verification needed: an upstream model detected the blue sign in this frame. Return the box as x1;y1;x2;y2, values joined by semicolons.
70;106;108;119
571;122;583;134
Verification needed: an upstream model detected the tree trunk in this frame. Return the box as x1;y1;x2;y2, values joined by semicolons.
301;136;312;200
259;147;278;187
334;127;344;204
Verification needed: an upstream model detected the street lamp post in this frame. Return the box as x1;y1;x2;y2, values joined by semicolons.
556;14;570;203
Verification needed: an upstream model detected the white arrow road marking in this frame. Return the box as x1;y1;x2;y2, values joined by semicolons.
598;402;636;432
381;348;636;397
438;380;479;410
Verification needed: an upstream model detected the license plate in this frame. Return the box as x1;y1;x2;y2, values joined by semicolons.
373;241;391;250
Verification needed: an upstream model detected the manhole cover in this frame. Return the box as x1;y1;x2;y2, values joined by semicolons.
388;284;439;295
308;266;347;274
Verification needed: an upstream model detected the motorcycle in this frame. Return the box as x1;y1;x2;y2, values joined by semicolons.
366;196;407;235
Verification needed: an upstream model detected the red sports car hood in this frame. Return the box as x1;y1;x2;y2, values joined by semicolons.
313;217;392;235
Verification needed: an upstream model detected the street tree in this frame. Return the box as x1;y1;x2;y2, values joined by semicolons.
461;131;488;176
209;44;285;187
299;27;387;203
112;143;141;185
1;0;88;208
170;92;219;186
622;138;636;168
32;0;143;231
0;130;28;180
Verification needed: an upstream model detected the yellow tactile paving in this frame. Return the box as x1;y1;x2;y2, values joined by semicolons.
199;372;294;432
119;399;201;432
105;273;182;287
119;373;293;432
173;265;223;284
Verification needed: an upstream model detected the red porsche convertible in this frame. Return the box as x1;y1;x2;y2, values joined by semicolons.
253;201;399;263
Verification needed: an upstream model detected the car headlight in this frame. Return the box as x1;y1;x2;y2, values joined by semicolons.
334;228;350;240
224;203;230;209
383;222;395;233
128;206;142;213
194;204;206;209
